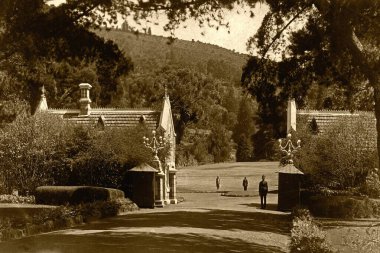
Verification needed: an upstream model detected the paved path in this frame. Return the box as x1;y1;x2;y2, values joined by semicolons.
0;162;292;253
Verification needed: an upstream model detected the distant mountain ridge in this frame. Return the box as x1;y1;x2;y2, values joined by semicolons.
97;29;249;83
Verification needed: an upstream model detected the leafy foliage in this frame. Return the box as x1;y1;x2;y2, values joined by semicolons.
297;117;378;190
290;207;333;253
233;98;256;161
0;113;155;194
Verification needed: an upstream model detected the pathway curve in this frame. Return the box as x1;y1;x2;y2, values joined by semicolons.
0;162;292;253
0;192;291;253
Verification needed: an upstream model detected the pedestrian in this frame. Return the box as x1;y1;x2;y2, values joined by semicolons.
216;176;221;190
259;175;268;209
243;177;248;191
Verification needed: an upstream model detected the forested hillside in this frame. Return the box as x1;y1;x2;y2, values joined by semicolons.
97;29;257;165
97;29;248;84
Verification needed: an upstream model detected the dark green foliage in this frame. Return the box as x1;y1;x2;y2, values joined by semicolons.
35;186;125;205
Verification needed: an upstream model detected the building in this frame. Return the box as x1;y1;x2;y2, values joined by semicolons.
36;83;177;207
286;99;376;148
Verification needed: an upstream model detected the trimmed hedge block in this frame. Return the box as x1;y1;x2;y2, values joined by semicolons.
35;186;125;205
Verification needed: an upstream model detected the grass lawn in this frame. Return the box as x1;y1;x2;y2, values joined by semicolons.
177;161;279;193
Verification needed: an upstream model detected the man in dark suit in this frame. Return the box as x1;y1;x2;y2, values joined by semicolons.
259;175;268;209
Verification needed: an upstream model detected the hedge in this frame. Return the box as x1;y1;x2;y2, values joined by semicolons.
35;186;125;205
308;195;380;219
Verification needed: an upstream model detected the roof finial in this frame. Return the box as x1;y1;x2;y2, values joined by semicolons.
41;85;46;98
164;84;168;99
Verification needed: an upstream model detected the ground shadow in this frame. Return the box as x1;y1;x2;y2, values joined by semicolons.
86;208;291;235
0;209;291;253
0;230;286;253
239;203;279;211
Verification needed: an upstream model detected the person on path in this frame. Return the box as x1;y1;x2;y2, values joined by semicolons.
259;175;268;209
216;176;221;190
243;177;248;191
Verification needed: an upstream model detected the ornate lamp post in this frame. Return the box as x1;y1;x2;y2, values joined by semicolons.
143;130;167;207
278;133;301;165
143;130;166;175
277;133;304;211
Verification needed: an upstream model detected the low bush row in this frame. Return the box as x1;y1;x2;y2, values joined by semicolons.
0;199;138;242
308;195;380;219
290;208;334;253
0;194;35;204
35;186;125;205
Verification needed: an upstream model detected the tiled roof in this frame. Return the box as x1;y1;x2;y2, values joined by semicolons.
47;108;161;130
297;110;375;134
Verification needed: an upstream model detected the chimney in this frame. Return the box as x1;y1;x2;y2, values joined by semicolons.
79;83;92;116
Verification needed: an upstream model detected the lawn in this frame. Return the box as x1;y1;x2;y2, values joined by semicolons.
177;162;279;193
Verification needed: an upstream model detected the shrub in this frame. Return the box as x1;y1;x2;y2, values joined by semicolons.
290;208;333;253
296;116;378;190
0;113;158;193
361;168;380;198
0;199;137;242
0;194;35;204
35;186;125;205
308;195;377;218
0;113;70;194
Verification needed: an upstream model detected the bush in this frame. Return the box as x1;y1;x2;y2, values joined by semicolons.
296;116;378;190
290;207;333;253
0;199;137;242
0;194;35;204
308;195;378;218
361;168;380;198
0;113;158;193
35;186;125;205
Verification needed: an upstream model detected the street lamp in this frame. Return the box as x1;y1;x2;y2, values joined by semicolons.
278;133;301;165
143;130;166;175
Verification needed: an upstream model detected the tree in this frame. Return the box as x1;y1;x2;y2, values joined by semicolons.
125;0;379;165
236;134;253;162
207;125;232;163
0;1;133;114
241;0;380;165
232;98;256;161
115;65;225;143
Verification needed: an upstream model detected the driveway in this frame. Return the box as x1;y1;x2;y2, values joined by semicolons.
0;162;292;253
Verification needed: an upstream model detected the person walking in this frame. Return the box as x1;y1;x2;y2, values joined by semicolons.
216;176;221;190
242;177;248;191
259;175;268;209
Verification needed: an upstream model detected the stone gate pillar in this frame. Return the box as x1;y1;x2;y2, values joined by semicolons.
168;163;177;204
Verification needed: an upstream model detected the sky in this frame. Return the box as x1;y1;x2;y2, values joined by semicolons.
49;1;269;54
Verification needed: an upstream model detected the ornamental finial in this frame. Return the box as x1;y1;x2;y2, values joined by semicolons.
279;133;301;165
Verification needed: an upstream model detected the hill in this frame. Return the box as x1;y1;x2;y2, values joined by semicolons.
97;29;249;84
